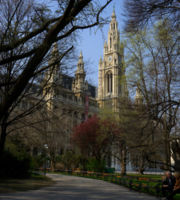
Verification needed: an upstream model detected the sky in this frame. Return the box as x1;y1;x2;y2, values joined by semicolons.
76;0;125;87
39;0;126;87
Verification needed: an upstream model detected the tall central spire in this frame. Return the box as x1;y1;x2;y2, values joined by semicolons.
98;10;126;112
73;52;86;94
112;7;116;19
107;10;119;52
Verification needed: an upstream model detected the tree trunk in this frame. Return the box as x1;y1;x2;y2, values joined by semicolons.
50;159;55;172
138;153;145;174
139;167;144;174
0;123;7;159
120;147;127;175
164;131;171;170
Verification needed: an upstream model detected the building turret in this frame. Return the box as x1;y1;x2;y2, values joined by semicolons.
44;42;60;111
98;57;103;99
45;42;59;83
107;10;120;52
98;10;126;112
135;87;143;105
104;41;108;54
99;57;102;66
77;51;84;72
73;52;86;94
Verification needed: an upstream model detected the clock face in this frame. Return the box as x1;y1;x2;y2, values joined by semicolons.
108;56;112;62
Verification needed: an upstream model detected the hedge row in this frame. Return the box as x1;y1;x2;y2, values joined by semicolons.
59;170;162;197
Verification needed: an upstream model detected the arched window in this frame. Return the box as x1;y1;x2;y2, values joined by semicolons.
110;37;112;49
73;111;78;126
106;71;113;93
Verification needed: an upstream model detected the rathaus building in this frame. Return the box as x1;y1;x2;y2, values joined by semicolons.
45;10;127;126
44;11;128;160
42;11;167;172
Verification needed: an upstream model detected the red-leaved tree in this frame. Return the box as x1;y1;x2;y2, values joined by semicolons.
72;115;119;162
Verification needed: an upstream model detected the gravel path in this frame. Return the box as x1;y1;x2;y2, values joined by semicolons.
0;174;159;200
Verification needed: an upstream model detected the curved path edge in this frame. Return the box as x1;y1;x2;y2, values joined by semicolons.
0;174;159;200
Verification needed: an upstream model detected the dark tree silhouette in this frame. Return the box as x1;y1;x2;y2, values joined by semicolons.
124;0;180;31
0;0;113;158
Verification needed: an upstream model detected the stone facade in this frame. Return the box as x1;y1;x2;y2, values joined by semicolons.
43;11;129;147
43;11;132;158
98;10;127;112
44;49;98;135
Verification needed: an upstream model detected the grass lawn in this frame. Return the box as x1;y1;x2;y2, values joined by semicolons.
127;173;162;179
174;194;180;200
56;171;163;196
174;195;180;200
0;174;55;193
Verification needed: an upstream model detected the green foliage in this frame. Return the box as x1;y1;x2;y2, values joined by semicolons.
0;138;40;178
125;18;179;170
31;155;44;169
0;150;32;178
66;171;163;197
60;151;81;170
86;158;106;172
105;167;115;173
174;194;180;200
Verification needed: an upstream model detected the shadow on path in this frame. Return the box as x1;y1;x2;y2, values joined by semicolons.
0;174;159;200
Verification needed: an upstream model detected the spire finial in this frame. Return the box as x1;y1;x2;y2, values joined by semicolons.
79;51;83;58
99;57;102;64
78;51;83;64
112;7;116;19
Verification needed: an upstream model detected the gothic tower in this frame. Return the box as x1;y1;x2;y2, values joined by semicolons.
72;52;86;97
43;43;59;111
98;10;125;112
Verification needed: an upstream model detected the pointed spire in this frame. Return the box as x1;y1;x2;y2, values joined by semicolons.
48;42;59;78
104;41;108;53
112;7;116;19
108;8;119;51
77;51;84;72
99;57;102;64
78;51;83;64
74;51;86;93
79;51;83;59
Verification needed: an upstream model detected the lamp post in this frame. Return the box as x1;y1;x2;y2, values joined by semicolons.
44;144;48;176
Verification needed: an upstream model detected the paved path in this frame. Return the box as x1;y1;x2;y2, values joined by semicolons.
0;174;159;200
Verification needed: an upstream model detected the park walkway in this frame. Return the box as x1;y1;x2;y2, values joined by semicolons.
0;174;159;200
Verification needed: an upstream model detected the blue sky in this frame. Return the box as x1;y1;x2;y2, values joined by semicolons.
39;0;126;86
76;0;125;87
